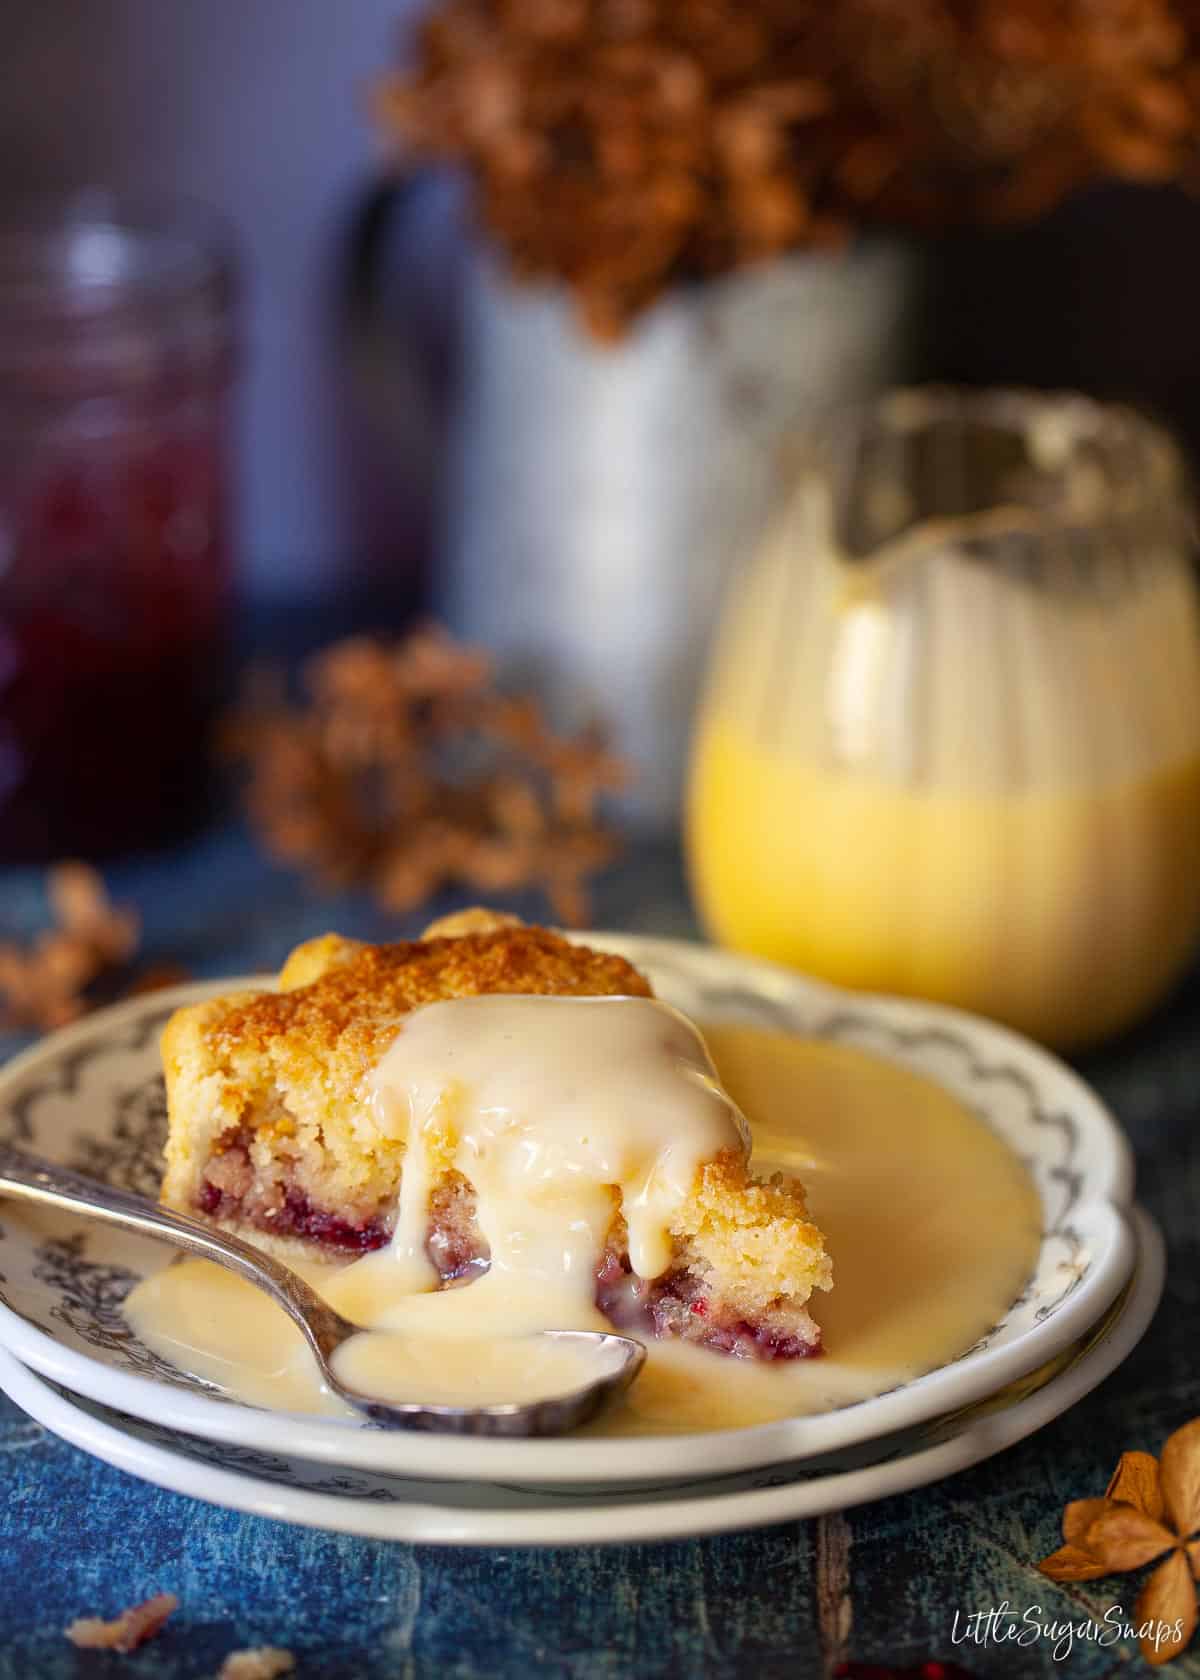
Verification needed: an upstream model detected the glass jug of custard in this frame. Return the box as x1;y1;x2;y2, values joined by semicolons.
687;388;1200;1050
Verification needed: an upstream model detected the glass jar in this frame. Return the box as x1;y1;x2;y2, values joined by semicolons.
687;388;1200;1050
0;195;235;860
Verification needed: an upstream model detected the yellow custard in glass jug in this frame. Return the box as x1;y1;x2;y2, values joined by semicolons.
687;389;1200;1050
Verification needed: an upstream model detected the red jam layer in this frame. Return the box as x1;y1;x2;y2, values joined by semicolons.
195;1181;389;1254
594;1250;821;1361
194;1186;820;1356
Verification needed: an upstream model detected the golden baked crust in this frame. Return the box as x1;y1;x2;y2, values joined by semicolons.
160;918;651;1243
221;923;652;1061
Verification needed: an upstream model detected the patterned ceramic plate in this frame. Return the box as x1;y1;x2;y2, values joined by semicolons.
0;936;1137;1486
0;1209;1163;1545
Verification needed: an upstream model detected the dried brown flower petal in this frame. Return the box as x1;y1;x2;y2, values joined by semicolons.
1108;1449;1167;1521
1036;1541;1113;1583
66;1592;178;1653
1082;1504;1177;1572
216;1647;295;1680
1062;1496;1114;1544
1161;1418;1200;1538
1137;1550;1197;1666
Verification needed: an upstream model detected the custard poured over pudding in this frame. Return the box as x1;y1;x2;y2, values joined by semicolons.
121;910;1043;1430
156;914;832;1362
374;993;751;1293
127;1020;1041;1432
357;994;829;1358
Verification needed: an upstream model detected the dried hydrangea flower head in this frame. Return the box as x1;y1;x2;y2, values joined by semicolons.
0;865;142;1032
222;623;626;927
377;0;1200;335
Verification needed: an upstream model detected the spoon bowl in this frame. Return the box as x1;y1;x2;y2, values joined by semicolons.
0;1142;645;1436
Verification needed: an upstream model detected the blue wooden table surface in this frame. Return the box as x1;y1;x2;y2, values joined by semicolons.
1;823;1198;1680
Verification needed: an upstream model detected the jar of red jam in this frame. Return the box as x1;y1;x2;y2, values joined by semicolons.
0;196;235;861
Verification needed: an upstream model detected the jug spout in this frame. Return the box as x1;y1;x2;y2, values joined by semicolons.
787;383;1190;605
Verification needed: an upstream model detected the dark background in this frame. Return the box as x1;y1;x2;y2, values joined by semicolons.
8;2;1200;618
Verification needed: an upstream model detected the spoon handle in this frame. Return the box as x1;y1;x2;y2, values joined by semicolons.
0;1141;356;1364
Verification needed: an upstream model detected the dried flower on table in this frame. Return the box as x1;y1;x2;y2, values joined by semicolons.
1038;1417;1200;1664
65;1591;179;1653
48;863;139;966
0;866;186;1033
216;1648;296;1680
0;865;139;1032
377;0;1200;336
222;624;627;928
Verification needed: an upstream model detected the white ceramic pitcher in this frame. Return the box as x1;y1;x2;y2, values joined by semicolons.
347;187;923;827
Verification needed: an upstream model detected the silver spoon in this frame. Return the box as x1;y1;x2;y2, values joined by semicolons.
0;1142;645;1436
